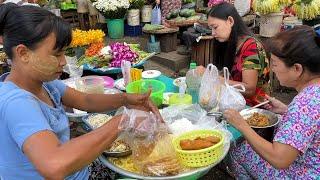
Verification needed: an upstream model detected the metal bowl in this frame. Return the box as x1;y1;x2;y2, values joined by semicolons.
98;142;230;180
240;108;280;129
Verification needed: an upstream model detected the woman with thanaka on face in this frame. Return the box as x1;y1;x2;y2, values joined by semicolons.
224;25;320;178
197;3;270;106
0;3;162;179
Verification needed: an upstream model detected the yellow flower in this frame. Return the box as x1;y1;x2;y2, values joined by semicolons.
70;29;105;47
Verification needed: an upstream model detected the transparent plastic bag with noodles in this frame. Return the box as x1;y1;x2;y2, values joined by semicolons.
118;108;183;176
218;67;246;112
198;64;222;111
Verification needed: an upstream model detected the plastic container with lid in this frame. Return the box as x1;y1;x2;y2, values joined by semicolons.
169;93;192;106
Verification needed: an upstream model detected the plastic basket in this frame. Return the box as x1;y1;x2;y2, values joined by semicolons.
172;130;224;168
126;79;166;107
125;24;142;37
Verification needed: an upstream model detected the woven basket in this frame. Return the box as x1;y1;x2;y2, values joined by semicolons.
166;18;200;27
172;130;224;168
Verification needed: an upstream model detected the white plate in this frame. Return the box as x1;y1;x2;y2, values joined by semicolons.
114;78;126;91
173;77;186;87
142;70;161;79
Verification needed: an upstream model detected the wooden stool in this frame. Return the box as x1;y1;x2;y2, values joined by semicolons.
191;35;215;66
143;27;179;53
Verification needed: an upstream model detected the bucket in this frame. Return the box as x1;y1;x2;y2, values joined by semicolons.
106;19;124;39
127;9;140;26
282;16;302;30
259;13;283;37
141;5;152;23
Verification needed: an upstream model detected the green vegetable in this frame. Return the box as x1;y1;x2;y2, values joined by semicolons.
143;24;165;31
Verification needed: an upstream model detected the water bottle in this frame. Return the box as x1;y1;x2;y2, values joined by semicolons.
186;62;201;104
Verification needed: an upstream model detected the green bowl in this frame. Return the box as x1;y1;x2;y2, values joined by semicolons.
126;79;166;107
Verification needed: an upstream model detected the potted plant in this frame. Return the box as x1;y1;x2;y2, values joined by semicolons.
93;0;130;39
128;0;145;26
253;0;287;37
292;0;320;26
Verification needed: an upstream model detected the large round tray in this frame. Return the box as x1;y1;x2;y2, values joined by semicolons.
99;142;230;180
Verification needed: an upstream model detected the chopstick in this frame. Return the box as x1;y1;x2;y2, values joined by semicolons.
251;100;270;109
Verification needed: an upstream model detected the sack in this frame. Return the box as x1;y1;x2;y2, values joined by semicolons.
151;5;161;25
218;67;246;112
198;64;221;111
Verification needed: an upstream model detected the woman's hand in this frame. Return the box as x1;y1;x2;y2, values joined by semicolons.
223;109;249;131
124;90;163;122
263;95;288;114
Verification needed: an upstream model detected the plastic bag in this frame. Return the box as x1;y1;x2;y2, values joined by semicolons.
121;60;131;87
151;5;161;25
162;104;233;145
218;67;246;112
119;108;182;176
198;64;222;112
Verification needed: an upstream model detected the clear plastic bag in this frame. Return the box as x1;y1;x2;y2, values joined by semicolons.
218;67;246;112
151;5;161;25
119;108;182;176
198;64;222;111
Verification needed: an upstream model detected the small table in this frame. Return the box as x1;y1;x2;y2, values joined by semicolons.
143;27;179;53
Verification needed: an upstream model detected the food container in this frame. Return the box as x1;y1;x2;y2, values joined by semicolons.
240;108;280;142
172;130;224;168
126;79;166;107
76;76;105;94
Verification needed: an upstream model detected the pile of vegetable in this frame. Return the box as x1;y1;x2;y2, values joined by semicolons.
77;42;151;68
166;7;201;22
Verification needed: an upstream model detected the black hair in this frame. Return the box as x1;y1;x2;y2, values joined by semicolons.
0;3;72;59
266;25;320;74
207;2;252;70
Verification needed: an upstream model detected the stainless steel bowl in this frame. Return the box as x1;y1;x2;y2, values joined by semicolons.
99;142;230;180
240;108;280;129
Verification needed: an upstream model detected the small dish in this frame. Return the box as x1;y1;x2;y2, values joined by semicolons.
142;70;161;79
173;77;186;87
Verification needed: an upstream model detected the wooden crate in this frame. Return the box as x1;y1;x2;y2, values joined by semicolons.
155;32;178;52
61;10;79;28
191;36;215;66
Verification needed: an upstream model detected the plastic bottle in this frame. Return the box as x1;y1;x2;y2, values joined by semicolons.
186;62;201;104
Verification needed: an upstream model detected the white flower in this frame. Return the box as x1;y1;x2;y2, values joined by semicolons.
100;46;112;55
93;0;130;12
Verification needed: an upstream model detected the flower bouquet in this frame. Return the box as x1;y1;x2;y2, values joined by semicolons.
93;0;130;19
292;0;320;20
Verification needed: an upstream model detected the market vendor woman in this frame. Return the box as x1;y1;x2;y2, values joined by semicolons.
197;3;269;106
0;3;161;179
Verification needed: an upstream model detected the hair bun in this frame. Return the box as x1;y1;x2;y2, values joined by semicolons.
0;3;18;35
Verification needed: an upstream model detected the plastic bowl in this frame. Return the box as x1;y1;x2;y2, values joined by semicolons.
75;76;105;94
126;79;166;107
